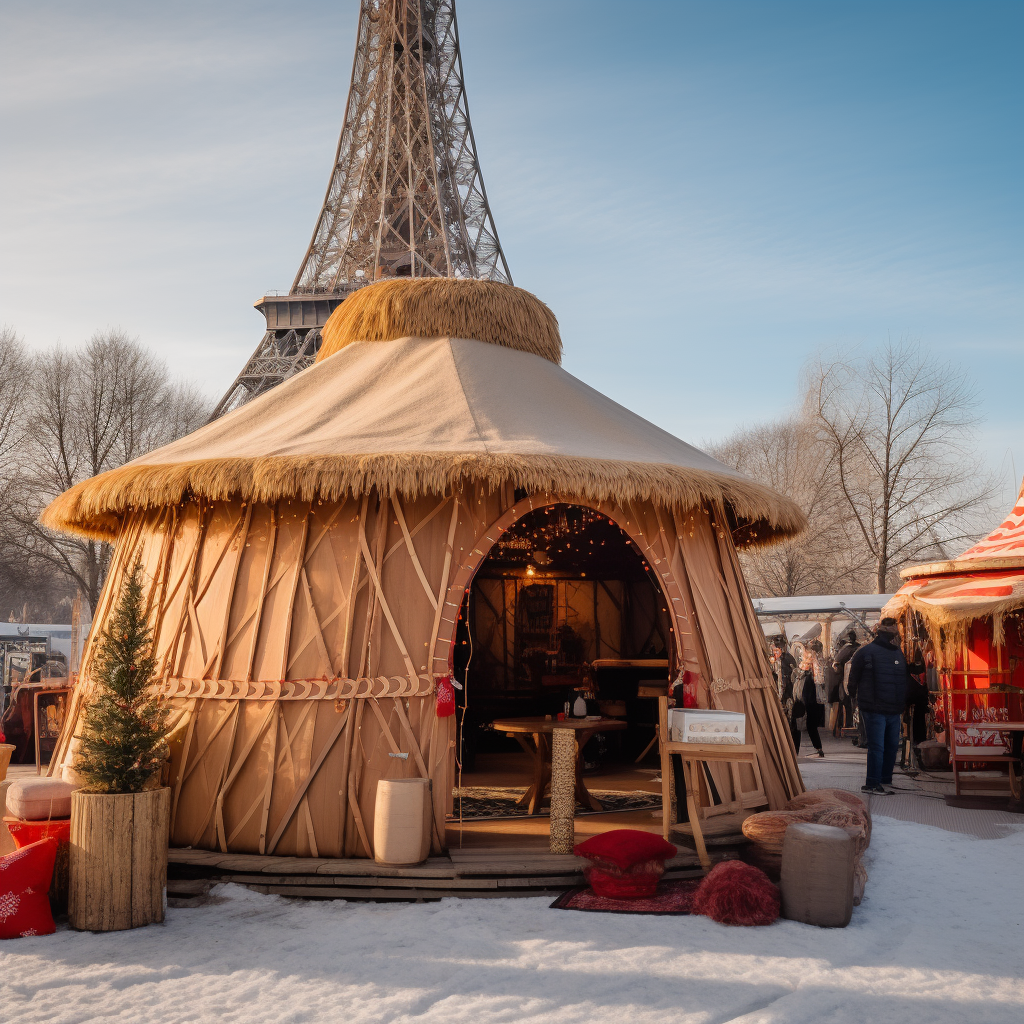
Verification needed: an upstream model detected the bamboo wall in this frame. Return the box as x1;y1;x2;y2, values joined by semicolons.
52;486;802;858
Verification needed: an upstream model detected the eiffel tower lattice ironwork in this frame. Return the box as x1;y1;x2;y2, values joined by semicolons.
213;0;512;418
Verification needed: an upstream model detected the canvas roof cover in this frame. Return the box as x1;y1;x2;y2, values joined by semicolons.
43;332;804;544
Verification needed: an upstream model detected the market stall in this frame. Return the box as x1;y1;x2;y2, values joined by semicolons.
884;480;1024;799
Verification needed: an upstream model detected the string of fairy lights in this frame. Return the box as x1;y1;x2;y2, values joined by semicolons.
493;505;615;570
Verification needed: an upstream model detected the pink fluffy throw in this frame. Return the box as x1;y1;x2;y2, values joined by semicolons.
692;860;780;926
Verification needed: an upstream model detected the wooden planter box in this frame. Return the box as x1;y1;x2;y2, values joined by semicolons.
69;788;170;932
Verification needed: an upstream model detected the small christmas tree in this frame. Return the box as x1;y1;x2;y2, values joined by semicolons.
75;561;169;793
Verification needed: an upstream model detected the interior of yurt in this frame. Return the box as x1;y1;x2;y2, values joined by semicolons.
885;480;1024;800
43;278;806;861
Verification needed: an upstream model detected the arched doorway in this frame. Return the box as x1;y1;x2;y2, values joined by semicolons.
446;501;677;834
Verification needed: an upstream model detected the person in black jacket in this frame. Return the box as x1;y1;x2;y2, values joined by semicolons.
786;648;825;757
831;629;859;738
770;637;796;700
848;618;910;794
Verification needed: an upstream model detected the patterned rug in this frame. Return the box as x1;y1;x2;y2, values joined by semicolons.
549;879;703;915
453;786;661;820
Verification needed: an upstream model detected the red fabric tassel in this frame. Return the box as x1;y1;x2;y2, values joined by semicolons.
682;670;700;708
435;676;456;718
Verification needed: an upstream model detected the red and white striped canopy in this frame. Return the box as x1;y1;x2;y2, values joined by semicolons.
886;569;1024;621
884;479;1024;628
957;480;1024;565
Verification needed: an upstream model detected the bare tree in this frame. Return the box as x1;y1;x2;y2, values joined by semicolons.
12;330;212;614
810;338;994;593
158;380;213;450
0;326;67;621
710;417;872;596
0;326;28;463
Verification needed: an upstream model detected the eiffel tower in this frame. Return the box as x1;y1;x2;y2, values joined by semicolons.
212;0;512;418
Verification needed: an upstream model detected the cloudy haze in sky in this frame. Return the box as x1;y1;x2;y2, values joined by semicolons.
2;0;1021;507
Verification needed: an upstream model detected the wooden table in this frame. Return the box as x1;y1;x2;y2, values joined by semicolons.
491;716;628;814
658;697;757;872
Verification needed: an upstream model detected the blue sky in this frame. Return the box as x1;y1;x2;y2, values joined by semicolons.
2;0;1021;507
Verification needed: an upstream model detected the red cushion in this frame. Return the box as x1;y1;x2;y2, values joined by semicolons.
692;860;780;926
0;837;57;938
574;829;676;871
4;817;71;850
586;866;663;899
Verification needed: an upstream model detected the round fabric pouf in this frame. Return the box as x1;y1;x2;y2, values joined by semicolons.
780;822;855;928
691;860;780;926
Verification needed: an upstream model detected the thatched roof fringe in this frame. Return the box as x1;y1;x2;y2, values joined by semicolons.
40;452;806;544
884;590;1022;653
318;278;562;365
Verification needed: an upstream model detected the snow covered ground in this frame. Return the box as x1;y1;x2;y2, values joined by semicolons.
1;816;1021;1024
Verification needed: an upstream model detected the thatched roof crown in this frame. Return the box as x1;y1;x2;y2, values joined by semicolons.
318;278;562;365
41;280;805;546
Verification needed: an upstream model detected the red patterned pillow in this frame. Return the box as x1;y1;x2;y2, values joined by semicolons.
575;829;676;872
0;837;57;939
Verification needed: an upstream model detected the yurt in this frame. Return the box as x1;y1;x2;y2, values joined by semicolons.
884;480;1024;798
43;279;806;860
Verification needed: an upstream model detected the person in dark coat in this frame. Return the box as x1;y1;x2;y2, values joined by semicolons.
848;618;911;794
831;629;859;738
785;648;825;757
770;637;796;700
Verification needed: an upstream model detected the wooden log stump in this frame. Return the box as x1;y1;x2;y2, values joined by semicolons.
549;728;576;854
69;788;170;932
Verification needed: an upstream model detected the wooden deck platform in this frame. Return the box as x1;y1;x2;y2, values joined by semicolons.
168;828;711;903
162;754;741;902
